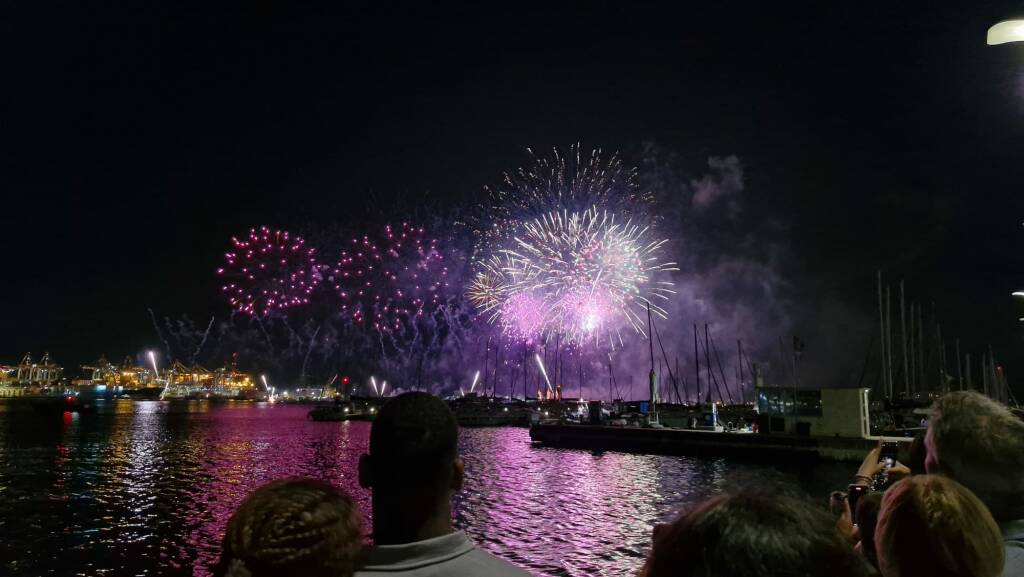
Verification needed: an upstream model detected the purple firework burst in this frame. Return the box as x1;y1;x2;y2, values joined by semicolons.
217;226;319;316
325;223;450;331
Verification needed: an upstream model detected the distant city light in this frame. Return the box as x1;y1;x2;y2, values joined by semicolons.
988;20;1024;45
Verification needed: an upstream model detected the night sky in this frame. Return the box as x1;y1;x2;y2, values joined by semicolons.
6;3;1024;389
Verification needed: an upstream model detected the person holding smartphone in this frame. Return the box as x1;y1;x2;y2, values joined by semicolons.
849;442;912;511
833;442;912;564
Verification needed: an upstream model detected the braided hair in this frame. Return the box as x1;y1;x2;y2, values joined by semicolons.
214;478;362;577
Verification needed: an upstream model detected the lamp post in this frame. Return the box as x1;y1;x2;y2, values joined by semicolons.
988;20;1024;45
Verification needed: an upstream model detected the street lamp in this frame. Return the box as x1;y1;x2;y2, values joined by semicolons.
1007;293;1024;319
988;20;1024;45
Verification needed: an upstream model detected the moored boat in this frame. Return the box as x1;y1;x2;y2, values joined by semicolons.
308;399;378;421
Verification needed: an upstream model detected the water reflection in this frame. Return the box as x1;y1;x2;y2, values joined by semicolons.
0;400;849;577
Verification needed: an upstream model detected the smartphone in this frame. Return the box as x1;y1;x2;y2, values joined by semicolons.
880;441;899;468
848;484;869;517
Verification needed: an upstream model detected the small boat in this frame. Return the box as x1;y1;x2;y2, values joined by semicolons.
308;403;376;422
450;394;534;427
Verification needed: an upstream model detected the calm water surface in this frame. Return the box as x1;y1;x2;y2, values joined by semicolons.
0;400;852;576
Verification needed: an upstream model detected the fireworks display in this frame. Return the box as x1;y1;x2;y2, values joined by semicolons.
209;146;679;390
471;207;676;345
472;145;654;257
217;226;319;316
486;144;653;222
324;223;450;331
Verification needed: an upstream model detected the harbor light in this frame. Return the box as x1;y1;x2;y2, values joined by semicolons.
988;20;1024;45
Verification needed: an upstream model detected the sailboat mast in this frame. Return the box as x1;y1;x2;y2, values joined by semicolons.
647;303;657;410
694;324;701;405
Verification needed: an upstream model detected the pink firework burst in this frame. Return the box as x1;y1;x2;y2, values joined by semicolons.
499;291;548;341
217;226;319;316
556;289;613;339
326;223;450;331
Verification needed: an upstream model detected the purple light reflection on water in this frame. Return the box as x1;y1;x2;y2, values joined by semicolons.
0;401;851;577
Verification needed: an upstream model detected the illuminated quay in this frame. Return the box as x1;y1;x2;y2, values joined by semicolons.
160;361;258;400
0;352;63;397
0;352;261;401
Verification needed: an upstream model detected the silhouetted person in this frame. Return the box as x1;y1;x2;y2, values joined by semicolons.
875;474;1004;577
356;392;530;576
640;483;870;577
925;391;1024;576
214;478;362;577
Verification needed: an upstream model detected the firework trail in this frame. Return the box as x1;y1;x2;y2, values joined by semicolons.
300;324;321;382
535;354;553;392
190;316;215;366
217;226;319;316
148;308;173;360
325;223;450;332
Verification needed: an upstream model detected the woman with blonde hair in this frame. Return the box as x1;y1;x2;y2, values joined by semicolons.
214;478;363;577
876;475;1004;577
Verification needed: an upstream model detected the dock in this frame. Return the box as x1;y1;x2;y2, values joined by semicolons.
530;423;879;461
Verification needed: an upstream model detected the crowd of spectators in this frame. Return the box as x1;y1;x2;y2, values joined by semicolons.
214;390;1023;577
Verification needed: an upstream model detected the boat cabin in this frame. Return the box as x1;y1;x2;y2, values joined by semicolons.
755;386;870;438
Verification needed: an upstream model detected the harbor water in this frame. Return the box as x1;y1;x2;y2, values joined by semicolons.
0;400;853;577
